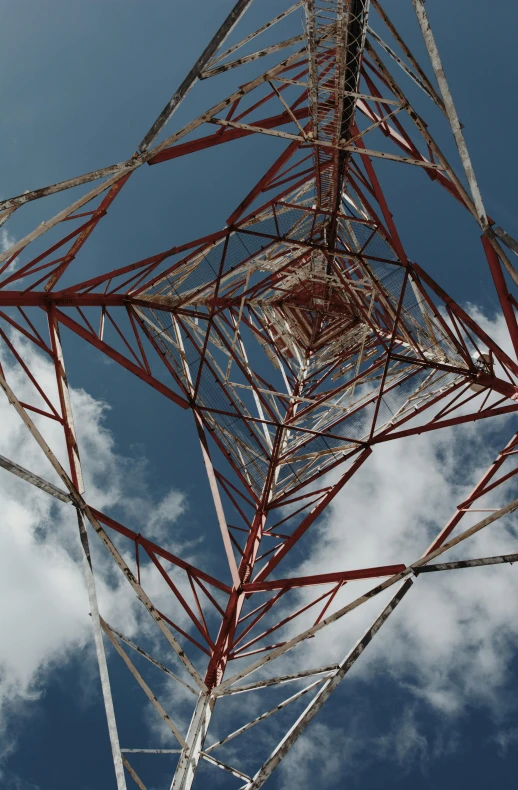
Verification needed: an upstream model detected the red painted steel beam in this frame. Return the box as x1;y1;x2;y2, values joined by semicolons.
227;138;305;227
48;305;84;492
91;507;231;594
373;403;518;442
45;172;132;291
53;308;190;409
60;228;229;297
0;291;128;307
425;432;518;555
482;234;518;359
242;564;407;592
147;107;310;166
413;263;518;379
0;216;99;289
254;449;372;583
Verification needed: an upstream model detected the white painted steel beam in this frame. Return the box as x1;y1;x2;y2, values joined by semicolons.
0;454;71;502
170;693;214;790
138;0;256;152
77;511;128;790
412;0;487;227
242;580;413;789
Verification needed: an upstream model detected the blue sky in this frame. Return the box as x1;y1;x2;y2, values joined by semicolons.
1;2;518;789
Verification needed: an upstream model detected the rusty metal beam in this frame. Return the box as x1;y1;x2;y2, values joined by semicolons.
138;0;255;152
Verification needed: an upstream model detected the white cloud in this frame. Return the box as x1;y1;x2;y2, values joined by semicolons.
2;306;518;786
278;722;344;789
0;334;188;762
278;706;458;789
494;725;518;754
148;490;186;536
250;309;518;780
123;487;187;545
288;406;518;718
0;228;14;254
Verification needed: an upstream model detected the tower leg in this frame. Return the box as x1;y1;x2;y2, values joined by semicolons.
170;693;215;790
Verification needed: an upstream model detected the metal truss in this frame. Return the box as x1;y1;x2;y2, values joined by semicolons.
2;2;518;788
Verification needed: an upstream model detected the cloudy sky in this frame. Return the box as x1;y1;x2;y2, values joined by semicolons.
1;1;518;789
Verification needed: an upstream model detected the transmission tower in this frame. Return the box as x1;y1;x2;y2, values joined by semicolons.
2;2;518;788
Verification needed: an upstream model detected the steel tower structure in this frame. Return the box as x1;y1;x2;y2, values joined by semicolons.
2;2;518;787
